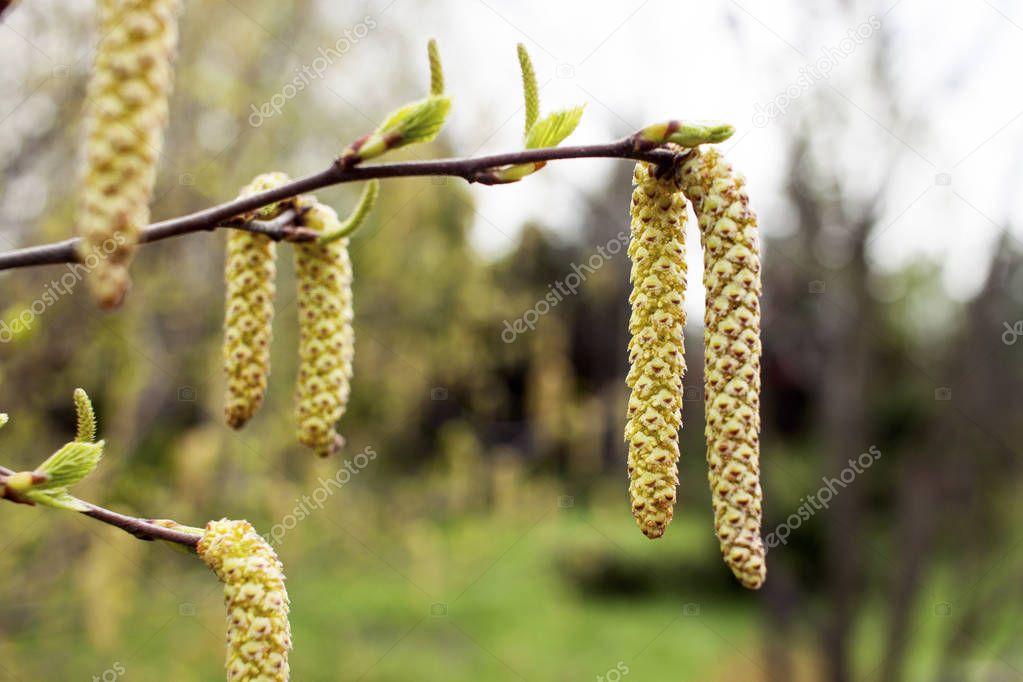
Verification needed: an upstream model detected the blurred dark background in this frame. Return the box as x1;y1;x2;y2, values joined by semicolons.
1;0;1021;680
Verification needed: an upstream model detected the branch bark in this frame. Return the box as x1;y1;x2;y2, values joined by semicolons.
0;137;680;272
0;465;200;548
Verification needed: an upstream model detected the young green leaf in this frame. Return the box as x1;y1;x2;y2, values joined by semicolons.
0;414;7;430
340;95;452;166
517;43;539;136
525;105;585;149
73;388;96;443
379;95;451;146
33;441;105;491
320;180;380;244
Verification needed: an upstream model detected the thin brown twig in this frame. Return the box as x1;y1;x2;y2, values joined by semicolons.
0;466;200;548
0;136;680;272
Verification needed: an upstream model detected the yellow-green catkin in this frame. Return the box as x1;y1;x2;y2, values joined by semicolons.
197;519;291;682
223;173;292;430
293;196;354;458
77;0;180;308
624;162;688;539
680;148;765;589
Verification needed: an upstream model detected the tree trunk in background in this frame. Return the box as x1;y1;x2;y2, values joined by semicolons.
820;231;873;682
762;562;797;682
878;466;936;682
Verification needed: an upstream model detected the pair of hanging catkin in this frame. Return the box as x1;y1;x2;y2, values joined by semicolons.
625;148;765;590
222;175;355;457
76;0;181;308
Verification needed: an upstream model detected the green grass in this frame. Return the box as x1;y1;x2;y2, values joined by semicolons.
0;500;761;680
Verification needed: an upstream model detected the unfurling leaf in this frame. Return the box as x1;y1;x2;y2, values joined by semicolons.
638;120;735;147
339;95;452;166
1;389;105;512
525;105;585;149
34;441;105;492
480;104;585;184
0;414;8;430
339;39;452;167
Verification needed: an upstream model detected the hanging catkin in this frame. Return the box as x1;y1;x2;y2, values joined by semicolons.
77;0;180;308
223;173;291;430
624;162;688;539
679;148;765;589
293;196;355;458
197;519;291;682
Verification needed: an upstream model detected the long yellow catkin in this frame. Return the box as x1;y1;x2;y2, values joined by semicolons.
197;519;291;682
625;162;688;539
680;148;766;589
77;0;180;308
223;173;291;430
293;196;355;458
